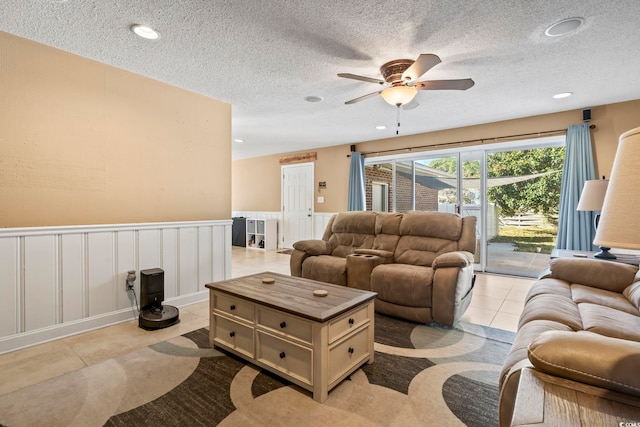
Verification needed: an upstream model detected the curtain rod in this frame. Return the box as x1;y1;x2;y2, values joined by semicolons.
347;125;595;158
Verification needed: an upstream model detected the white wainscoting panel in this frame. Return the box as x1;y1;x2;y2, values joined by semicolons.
313;213;335;239
0;238;19;338
62;234;85;323
162;229;178;299
116;231;136;312
232;211;337;246
0;220;232;354
178;227;198;296
24;235;59;332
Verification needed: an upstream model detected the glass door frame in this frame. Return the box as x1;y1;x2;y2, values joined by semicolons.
364;135;565;276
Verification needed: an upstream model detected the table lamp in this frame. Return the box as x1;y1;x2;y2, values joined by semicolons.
593;126;640;258
576;177;610;258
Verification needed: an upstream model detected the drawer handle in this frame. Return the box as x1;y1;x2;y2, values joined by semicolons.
348;318;354;325
348;347;354;354
279;351;286;359
230;304;236;310
229;331;235;338
280;321;287;328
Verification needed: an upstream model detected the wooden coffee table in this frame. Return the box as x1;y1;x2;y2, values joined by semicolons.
205;272;377;403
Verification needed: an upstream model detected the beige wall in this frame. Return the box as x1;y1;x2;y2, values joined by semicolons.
233;100;640;213
0;31;232;227
232;144;351;213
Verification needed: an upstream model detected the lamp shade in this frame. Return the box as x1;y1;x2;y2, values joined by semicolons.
576;179;608;211
593;126;640;250
380;85;417;106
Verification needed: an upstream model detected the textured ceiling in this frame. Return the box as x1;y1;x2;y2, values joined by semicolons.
2;1;640;159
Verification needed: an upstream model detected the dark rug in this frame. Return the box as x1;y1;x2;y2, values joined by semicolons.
0;314;514;426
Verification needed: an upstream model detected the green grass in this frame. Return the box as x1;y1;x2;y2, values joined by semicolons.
489;226;557;254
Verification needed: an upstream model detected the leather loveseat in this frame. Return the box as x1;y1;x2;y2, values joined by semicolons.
499;257;640;425
290;210;477;326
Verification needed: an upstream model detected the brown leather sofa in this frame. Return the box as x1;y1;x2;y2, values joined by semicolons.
290;210;477;326
499;257;640;425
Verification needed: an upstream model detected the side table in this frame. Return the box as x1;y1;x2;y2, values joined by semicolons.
550;249;640;266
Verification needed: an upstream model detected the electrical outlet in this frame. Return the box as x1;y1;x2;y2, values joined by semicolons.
126;270;136;291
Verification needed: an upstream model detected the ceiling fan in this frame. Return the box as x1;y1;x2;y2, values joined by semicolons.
338;54;474;107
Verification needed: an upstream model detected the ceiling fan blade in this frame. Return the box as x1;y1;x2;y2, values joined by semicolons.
345;91;382;105
402;54;441;82
414;78;475;91
338;73;385;85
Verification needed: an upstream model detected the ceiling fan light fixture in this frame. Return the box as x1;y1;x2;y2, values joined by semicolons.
380;85;417;106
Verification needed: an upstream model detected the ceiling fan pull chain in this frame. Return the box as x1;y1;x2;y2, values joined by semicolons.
396;105;401;135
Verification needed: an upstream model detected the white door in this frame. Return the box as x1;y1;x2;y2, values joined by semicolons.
282;163;314;248
371;182;389;212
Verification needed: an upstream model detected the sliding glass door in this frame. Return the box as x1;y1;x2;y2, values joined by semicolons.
485;145;564;276
363;137;564;277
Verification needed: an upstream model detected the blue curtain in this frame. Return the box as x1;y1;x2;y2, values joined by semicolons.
556;123;596;250
347;152;366;211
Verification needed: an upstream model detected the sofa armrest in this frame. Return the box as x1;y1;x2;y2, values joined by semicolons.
432;251;474;269
548;258;639;293
346;253;389;291
290;240;332;278
354;248;394;259
528;330;640;397
292;239;332;256
432;254;475;326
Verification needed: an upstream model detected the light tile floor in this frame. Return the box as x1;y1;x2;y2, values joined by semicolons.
0;246;533;397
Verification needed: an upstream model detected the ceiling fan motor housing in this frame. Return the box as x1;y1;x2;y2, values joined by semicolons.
380;59;414;85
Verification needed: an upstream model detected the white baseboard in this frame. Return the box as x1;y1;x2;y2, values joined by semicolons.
0;290;209;355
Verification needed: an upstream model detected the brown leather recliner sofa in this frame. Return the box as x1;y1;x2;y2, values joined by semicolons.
290;210;477;326
499;257;640;425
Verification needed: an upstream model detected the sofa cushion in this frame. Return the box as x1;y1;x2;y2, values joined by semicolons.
572;284;640;316
525;277;572;302
394;236;457;266
370;264;433;307
578;302;640;341
327;211;377;258
399;211;463;240
517;294;583;331
301;255;347;286
624;280;640;310
549;257;639;293
528;330;640;397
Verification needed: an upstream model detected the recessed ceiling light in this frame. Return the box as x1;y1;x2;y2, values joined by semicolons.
545;17;584;37
131;24;160;40
553;92;573;99
304;96;323;103
376;125;387;130
234;139;245;143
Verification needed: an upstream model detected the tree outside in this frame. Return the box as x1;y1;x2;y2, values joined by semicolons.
426;146;565;254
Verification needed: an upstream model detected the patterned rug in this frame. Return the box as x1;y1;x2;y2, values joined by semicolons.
0;314;514;426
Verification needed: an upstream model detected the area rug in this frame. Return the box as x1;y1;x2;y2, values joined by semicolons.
0;314;514;426
277;249;293;255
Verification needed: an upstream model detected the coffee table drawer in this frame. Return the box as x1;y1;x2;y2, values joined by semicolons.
328;326;370;385
214;314;254;358
328;304;370;343
257;307;312;344
256;331;312;385
214;292;254;322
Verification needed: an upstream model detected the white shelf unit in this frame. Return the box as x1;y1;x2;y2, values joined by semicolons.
246;218;277;250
